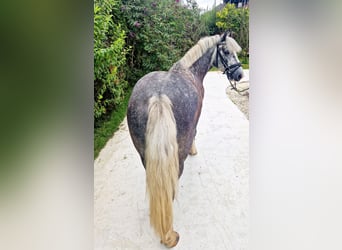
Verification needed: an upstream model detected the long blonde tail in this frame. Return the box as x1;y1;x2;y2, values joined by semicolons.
145;94;179;247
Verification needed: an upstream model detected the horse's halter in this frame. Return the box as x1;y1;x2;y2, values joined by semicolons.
216;43;241;80
216;43;249;95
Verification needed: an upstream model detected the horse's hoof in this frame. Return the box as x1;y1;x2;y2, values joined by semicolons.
163;231;179;248
189;143;198;156
189;147;198;155
189;148;197;155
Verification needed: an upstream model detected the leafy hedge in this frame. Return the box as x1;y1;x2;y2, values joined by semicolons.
94;0;128;122
216;3;249;57
200;7;220;36
121;0;207;84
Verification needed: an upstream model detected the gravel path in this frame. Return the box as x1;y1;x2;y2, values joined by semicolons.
94;71;249;250
226;70;249;119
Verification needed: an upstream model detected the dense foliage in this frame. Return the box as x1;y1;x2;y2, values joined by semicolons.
94;0;128;122
216;3;249;56
200;8;219;36
121;0;207;84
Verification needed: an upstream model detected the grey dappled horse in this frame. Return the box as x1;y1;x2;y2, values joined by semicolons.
127;32;243;247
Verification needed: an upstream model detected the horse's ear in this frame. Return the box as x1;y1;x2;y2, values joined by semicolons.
220;31;230;42
221;32;228;42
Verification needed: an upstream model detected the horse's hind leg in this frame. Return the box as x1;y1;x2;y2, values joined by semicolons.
189;139;198;155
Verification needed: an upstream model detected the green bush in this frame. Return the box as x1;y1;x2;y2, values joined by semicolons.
216;3;249;58
94;0;128;122
200;8;219;36
121;0;206;84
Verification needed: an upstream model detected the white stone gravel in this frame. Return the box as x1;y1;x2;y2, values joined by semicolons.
94;71;249;250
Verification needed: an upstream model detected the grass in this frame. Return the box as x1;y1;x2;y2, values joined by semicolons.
241;63;249;69
240;55;249;69
209;66;219;71
94;87;132;159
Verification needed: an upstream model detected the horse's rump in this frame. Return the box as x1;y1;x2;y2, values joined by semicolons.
127;71;202;170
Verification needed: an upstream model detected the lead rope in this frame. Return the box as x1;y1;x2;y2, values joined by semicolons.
227;78;249;96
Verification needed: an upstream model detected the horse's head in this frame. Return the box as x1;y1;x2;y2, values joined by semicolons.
214;32;244;82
